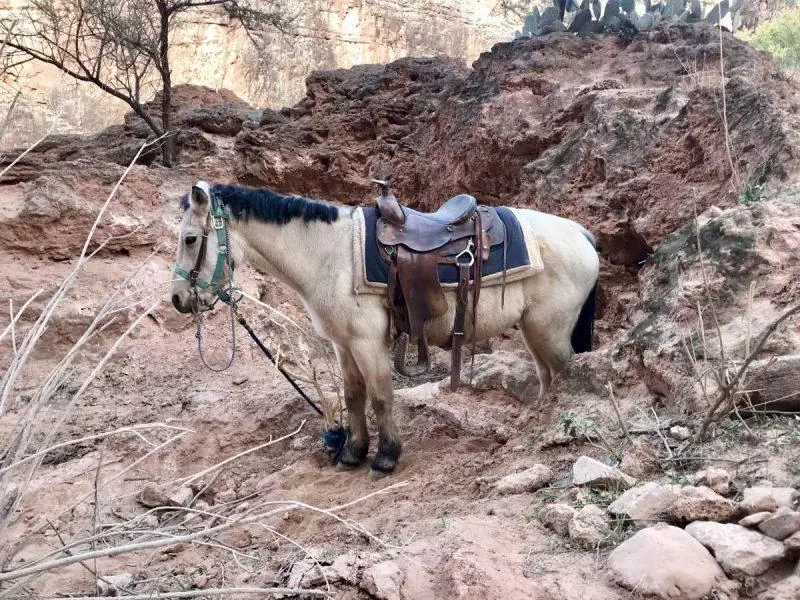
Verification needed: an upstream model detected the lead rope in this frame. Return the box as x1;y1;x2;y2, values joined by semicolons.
193;217;237;372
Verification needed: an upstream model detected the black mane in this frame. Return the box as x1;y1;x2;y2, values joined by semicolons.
180;184;339;225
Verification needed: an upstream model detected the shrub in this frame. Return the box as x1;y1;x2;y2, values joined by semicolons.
742;8;800;75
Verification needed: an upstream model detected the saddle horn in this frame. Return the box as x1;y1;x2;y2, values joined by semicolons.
372;179;405;225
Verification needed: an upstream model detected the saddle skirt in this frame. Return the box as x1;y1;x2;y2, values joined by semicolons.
352;206;543;295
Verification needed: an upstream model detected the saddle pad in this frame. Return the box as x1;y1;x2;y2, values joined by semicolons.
352;206;544;295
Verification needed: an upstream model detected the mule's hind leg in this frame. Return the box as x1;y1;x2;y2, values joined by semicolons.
334;344;369;469
520;310;574;401
520;329;552;402
349;338;402;478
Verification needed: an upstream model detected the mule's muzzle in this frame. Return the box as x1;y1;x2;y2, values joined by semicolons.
172;293;190;313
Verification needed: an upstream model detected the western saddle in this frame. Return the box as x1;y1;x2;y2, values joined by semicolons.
372;180;507;390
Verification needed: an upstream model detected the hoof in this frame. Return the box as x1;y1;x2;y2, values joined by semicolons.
369;452;397;475
336;433;369;469
367;468;391;481
335;461;358;472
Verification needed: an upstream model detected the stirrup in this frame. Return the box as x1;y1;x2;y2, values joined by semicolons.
393;332;431;377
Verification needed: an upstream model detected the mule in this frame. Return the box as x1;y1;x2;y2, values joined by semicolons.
171;181;600;479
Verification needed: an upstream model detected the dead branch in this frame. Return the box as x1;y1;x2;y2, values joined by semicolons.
605;382;631;446
696;302;800;441
45;587;330;600
0;482;408;584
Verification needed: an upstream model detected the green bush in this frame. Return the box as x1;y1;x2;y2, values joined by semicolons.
742;8;800;73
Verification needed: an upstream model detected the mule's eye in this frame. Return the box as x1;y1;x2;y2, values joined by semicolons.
185;235;197;245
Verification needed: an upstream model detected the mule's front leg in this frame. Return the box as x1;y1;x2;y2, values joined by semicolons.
350;340;402;478
334;345;369;469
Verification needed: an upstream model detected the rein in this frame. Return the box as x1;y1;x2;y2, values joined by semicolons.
173;191;328;421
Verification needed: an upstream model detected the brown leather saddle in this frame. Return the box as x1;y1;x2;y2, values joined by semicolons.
372;180;507;390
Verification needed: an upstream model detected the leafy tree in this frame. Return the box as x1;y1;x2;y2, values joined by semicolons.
0;1;293;166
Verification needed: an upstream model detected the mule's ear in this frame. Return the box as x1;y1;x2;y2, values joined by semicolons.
190;181;212;214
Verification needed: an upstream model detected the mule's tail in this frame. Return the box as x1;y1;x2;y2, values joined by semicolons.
571;227;598;354
571;279;597;353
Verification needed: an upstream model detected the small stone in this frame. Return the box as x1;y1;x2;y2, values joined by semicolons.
784;531;800;550
608;524;727;600
669;425;691;440
96;572;134;595
572;456;636;490
696;467;731;496
141;514;159;528
758;511;800;541
216;489;236;504
666;486;739;524
233;376;248;385
685;521;787;579
360;560;403;600
494;464;554;495
170;486;194;508
739;512;773;527
568;504;610;549
740;487;798;515
618;437;660;478
137;485;174;508
608;481;680;527
539;503;575;536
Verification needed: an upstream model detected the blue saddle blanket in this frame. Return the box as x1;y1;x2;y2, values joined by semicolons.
362;206;531;285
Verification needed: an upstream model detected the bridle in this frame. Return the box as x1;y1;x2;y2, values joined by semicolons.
173;192;235;306
173;190;238;372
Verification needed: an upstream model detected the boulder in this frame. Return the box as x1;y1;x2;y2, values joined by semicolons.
685;521;788;579
758;510;800;541
784;531;800;550
757;575;800;600
608;481;680;526
568;504;610;549
572;456;636;490
740;487;798;514
607;524;727;600
695;467;731;496
739;512;773;527
494;464;554;495
665;486;739;524
539;503;575;536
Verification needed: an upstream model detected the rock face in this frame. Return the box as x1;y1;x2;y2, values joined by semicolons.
572;456;636;490
665;486;739;524
494;464;554;495
2;0;521;145
685;521;788;579
608;482;680;527
607;524;727;600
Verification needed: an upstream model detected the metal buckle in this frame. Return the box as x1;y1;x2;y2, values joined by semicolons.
212;215;225;230
455;239;475;267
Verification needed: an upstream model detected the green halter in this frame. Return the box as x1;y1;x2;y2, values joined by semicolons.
174;190;234;305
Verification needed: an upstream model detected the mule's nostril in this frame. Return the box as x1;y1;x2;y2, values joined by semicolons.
171;294;181;310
